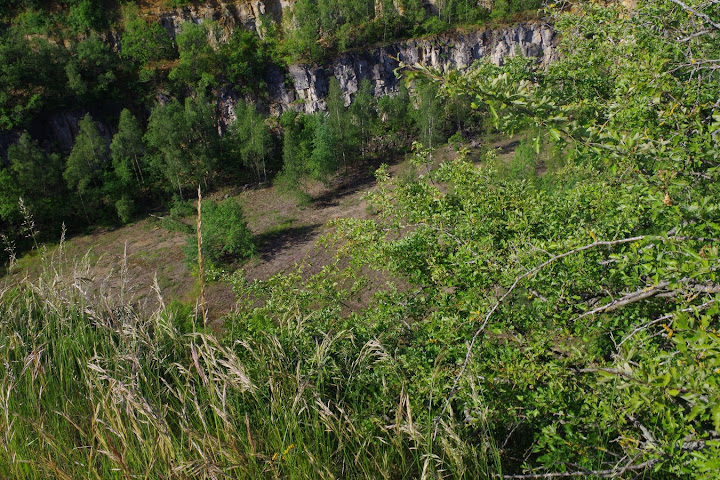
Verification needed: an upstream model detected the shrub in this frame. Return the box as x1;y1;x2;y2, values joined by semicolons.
185;198;255;266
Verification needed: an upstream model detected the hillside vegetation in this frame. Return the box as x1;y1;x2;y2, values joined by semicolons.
0;0;537;261
1;0;720;479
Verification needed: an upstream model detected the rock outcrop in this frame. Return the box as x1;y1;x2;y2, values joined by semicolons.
139;1;556;119
240;21;556;121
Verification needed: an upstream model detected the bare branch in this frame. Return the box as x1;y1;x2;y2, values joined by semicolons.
666;0;720;30
679;29;712;42
571;281;671;323
573;280;720;323
617;299;717;348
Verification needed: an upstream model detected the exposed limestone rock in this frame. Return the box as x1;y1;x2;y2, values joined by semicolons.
258;22;557;116
137;2;556;118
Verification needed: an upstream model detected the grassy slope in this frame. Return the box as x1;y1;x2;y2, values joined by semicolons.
4;143;482;325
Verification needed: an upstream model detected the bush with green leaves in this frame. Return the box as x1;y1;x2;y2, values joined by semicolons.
185;198;255;266
66;0;105;33
326;0;720;476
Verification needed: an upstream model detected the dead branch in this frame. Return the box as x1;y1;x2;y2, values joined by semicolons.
572;280;720;323
571;281;671;322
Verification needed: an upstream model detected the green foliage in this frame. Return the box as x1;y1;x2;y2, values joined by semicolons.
144;94;220;199
281;0;321;62
0;260;500;478
108;109;147;222
221;28;268;92
185;197;255;266
355;0;720;476
0;132;66;249
378;82;411;135
411;81;447;149
325;76;352;167
278;0;495;62
11;7;53;34
0;28;67;129
224;101;273;182
64;113;110;216
348;78;378;157
490;0;541;20
66;0;105;33
169;21;221;91
120;5;174;66
65;34;119;101
5;2;718;478
438;0;489;24
308;116;338;181
274;110;316;197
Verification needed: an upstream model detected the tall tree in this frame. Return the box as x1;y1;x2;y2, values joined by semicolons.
411;82;446;149
109;109;147;222
64;113;110;220
326;77;352;168
348;78;378;158
378;82;411;134
9;132;65;223
145;95;219;199
275;111;315;195
226;101;273;182
309;116;338;182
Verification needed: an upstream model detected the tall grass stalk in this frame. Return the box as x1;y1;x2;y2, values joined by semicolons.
197;185;207;328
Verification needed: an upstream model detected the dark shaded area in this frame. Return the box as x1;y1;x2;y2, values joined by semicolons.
312;154;405;208
312;169;378;208
257;224;322;260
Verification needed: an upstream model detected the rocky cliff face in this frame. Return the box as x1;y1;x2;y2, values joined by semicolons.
24;1;556;151
257;22;556;117
141;1;556;120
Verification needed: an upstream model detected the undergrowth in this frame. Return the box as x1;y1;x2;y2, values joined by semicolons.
0;244;500;479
